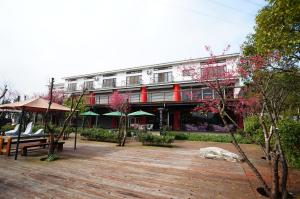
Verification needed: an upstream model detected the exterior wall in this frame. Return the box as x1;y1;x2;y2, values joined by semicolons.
62;54;241;99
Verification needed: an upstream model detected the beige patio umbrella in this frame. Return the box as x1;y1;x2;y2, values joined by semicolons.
0;98;71;112
0;98;74;160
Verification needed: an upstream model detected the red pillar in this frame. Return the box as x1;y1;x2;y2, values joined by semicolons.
173;84;181;102
173;111;181;130
141;86;148;102
89;92;95;105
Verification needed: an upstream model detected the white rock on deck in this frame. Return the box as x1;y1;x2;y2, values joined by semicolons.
199;147;243;162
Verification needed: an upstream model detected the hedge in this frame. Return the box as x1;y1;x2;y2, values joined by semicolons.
167;131;252;144
139;133;175;146
80;128;118;143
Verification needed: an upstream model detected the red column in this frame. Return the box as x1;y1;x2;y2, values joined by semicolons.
141;86;148;103
173;84;181;102
173;111;181;130
89;92;95;105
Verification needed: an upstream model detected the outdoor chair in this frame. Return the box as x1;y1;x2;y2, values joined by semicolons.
130;131;138;141
146;124;153;131
5;124;20;136
32;129;44;136
21;122;33;136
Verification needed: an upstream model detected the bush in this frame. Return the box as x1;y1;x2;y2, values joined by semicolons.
166;132;252;144
244;116;265;144
139;133;175;146
278;119;300;169
80;128;118;143
1;124;14;133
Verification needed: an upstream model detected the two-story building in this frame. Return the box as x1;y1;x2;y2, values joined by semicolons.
62;53;242;131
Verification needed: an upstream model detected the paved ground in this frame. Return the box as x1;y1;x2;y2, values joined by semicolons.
0;138;299;199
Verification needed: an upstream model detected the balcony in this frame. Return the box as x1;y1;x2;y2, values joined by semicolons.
94;88;226;105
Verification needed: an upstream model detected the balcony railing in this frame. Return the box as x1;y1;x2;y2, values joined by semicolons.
94;88;232;105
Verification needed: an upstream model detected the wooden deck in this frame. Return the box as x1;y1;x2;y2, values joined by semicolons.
0;138;299;199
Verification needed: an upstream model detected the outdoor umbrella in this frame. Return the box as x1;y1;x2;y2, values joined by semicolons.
80;111;100;128
103;111;124;117
128;110;154;116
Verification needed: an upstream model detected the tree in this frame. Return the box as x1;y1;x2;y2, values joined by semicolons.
109;91;130;146
44;78;87;159
244;0;300;62
182;46;272;197
239;52;300;198
41;90;65;105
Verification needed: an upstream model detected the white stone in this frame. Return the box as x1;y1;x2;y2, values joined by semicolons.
199;147;243;162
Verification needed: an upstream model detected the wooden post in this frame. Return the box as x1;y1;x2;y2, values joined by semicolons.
0;136;3;155
6;137;12;156
15;109;25;160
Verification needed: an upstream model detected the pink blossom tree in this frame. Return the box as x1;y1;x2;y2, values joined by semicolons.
109;91;130;146
181;46;271;196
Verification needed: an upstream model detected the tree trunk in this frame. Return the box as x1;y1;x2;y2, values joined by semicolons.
121;115;127;146
48;133;55;155
220;111;271;196
271;150;279;199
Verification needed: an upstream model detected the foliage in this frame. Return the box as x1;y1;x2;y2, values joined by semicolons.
41;90;65;105
32;124;74;136
1;124;14;133
46;154;59;162
167;132;252;144
244;116;265;144
63;96;87;113
80;128;118;143
278;119;300;169
139;133;175;146
253;0;300;60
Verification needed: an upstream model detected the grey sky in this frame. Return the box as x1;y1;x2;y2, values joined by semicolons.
0;0;265;96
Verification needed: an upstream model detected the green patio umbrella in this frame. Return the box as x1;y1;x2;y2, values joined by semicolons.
128;110;154;116
80;111;99;116
80;111;100;128
103;111;124;117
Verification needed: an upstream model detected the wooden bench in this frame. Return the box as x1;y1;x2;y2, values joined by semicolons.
0;136;47;156
21;142;65;156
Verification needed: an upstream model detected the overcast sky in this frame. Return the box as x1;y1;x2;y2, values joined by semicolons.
0;0;265;96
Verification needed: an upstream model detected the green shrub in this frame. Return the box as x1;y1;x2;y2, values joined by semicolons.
278;119;300;169
1;124;14;133
80;128;118;143
166;132;252;144
139;133;175;146
244;116;265;144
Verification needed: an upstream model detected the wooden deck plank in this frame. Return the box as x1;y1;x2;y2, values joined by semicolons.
0;139;299;199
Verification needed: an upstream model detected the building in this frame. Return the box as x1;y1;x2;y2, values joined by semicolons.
62;53;242;131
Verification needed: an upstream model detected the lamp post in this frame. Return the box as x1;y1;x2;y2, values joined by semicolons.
157;108;165;136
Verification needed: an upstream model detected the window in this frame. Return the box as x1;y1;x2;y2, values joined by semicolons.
103;78;116;88
154;72;172;83
201;65;226;79
126;75;142;86
202;89;213;99
67;83;77;92
154;66;172;71
83;81;94;90
130;94;140;102
103;73;116;77
126;70;142;74
96;95;109;104
182;69;195;77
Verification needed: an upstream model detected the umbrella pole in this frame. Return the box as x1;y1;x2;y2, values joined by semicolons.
15;108;25;160
74;111;78;150
95;116;98;128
